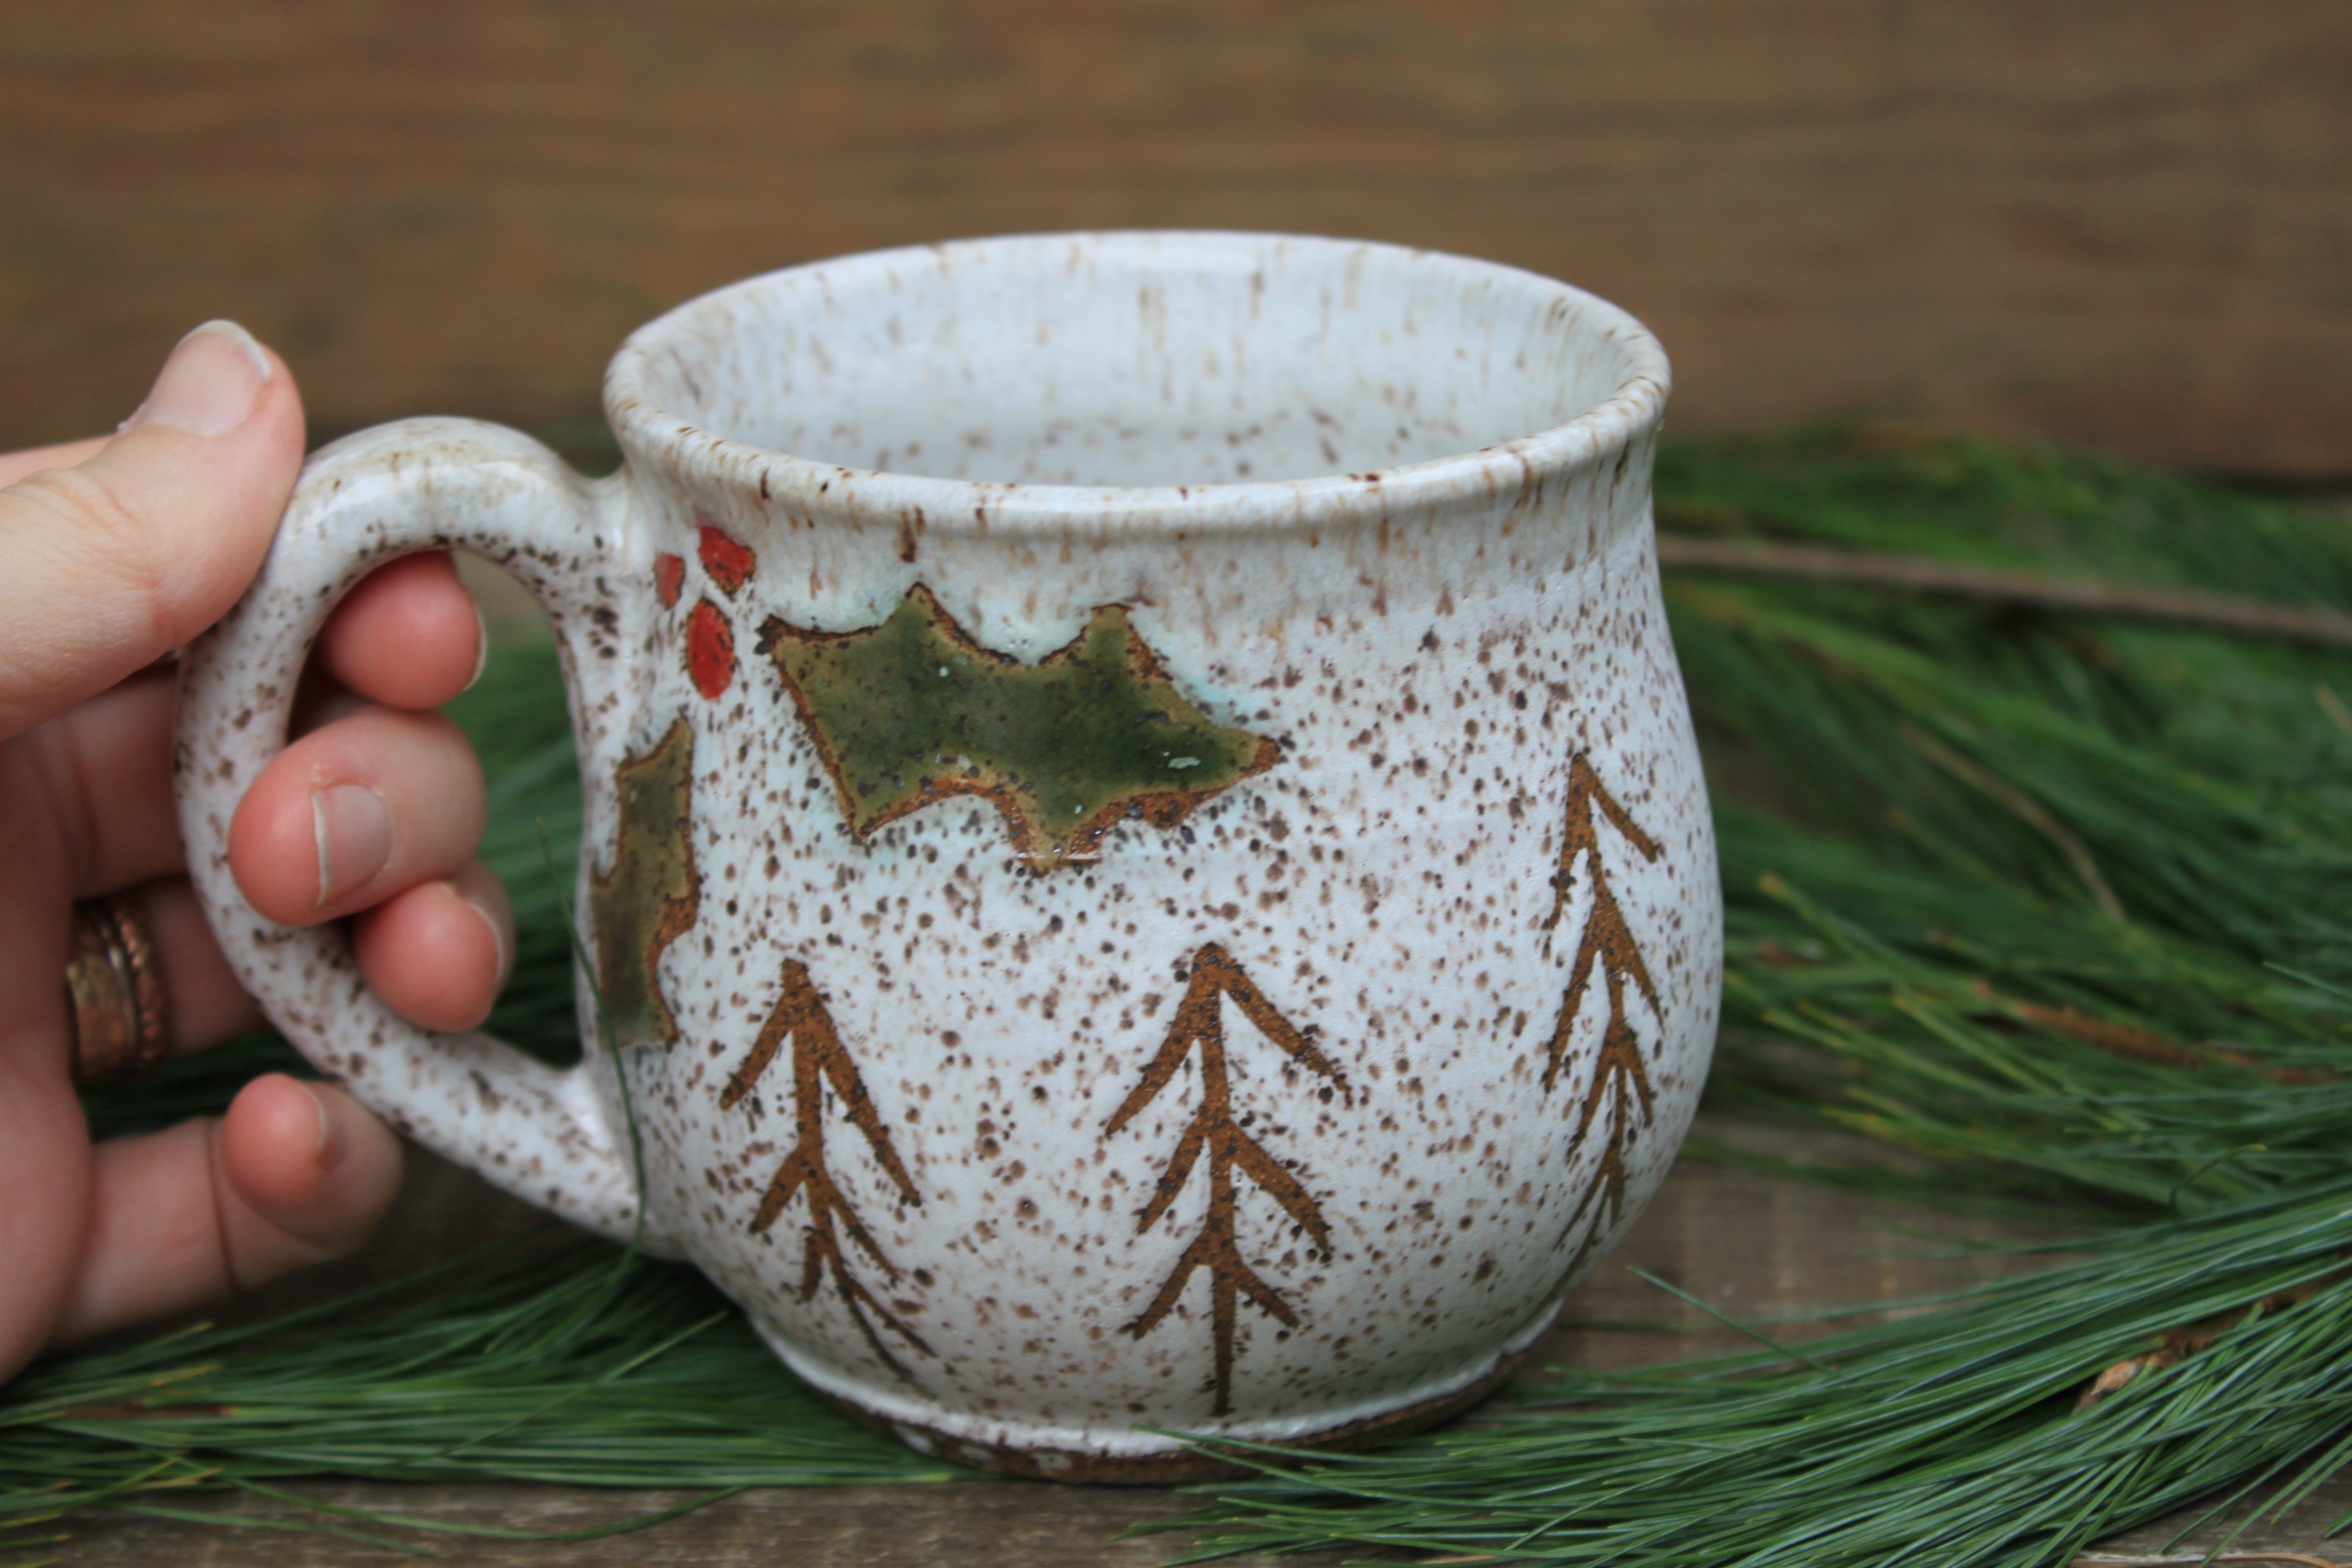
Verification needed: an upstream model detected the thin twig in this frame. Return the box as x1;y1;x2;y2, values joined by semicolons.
1656;532;2352;649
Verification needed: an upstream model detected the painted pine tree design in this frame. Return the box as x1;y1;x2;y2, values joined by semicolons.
721;958;931;1378
1105;943;1346;1415
1541;754;1666;1252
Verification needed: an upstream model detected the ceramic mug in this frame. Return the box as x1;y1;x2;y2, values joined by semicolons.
178;231;1720;1479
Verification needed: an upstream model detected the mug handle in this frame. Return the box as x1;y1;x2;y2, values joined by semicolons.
176;417;653;1248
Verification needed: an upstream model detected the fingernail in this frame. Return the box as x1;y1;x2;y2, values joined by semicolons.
465;601;489;692
301;1083;346;1168
311;784;392;907
458;886;511;984
122;319;271;437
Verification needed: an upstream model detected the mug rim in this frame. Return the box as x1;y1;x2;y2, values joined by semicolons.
602;230;1670;534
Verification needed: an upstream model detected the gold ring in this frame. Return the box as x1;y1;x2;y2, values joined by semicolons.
65;893;172;1089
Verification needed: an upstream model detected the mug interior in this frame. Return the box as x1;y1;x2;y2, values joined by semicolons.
612;232;1658;490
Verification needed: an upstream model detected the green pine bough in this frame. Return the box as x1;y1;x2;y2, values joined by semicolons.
1178;1180;2352;1568
17;426;2352;1563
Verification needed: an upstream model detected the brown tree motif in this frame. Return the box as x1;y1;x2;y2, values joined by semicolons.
1104;944;1346;1415
1541;755;1666;1252
721;958;931;1378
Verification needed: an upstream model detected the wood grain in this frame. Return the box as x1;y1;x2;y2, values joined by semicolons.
1;2;2348;473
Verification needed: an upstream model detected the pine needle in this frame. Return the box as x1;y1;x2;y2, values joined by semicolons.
23;423;2352;1561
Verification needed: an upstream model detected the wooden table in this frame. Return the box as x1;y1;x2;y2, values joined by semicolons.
40;1125;2352;1566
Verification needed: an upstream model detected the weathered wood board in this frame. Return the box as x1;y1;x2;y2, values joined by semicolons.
1;2;2349;474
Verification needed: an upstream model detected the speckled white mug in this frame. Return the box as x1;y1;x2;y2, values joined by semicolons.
178;232;1719;1479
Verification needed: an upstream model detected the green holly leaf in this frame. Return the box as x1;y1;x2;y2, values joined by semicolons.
589;718;701;1048
755;586;1277;870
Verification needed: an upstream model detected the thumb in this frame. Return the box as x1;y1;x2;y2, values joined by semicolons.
0;321;306;742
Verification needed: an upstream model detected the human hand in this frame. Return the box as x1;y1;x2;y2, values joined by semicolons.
0;322;514;1380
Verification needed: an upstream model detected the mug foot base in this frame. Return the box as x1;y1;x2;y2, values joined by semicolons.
813;1344;1533;1485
